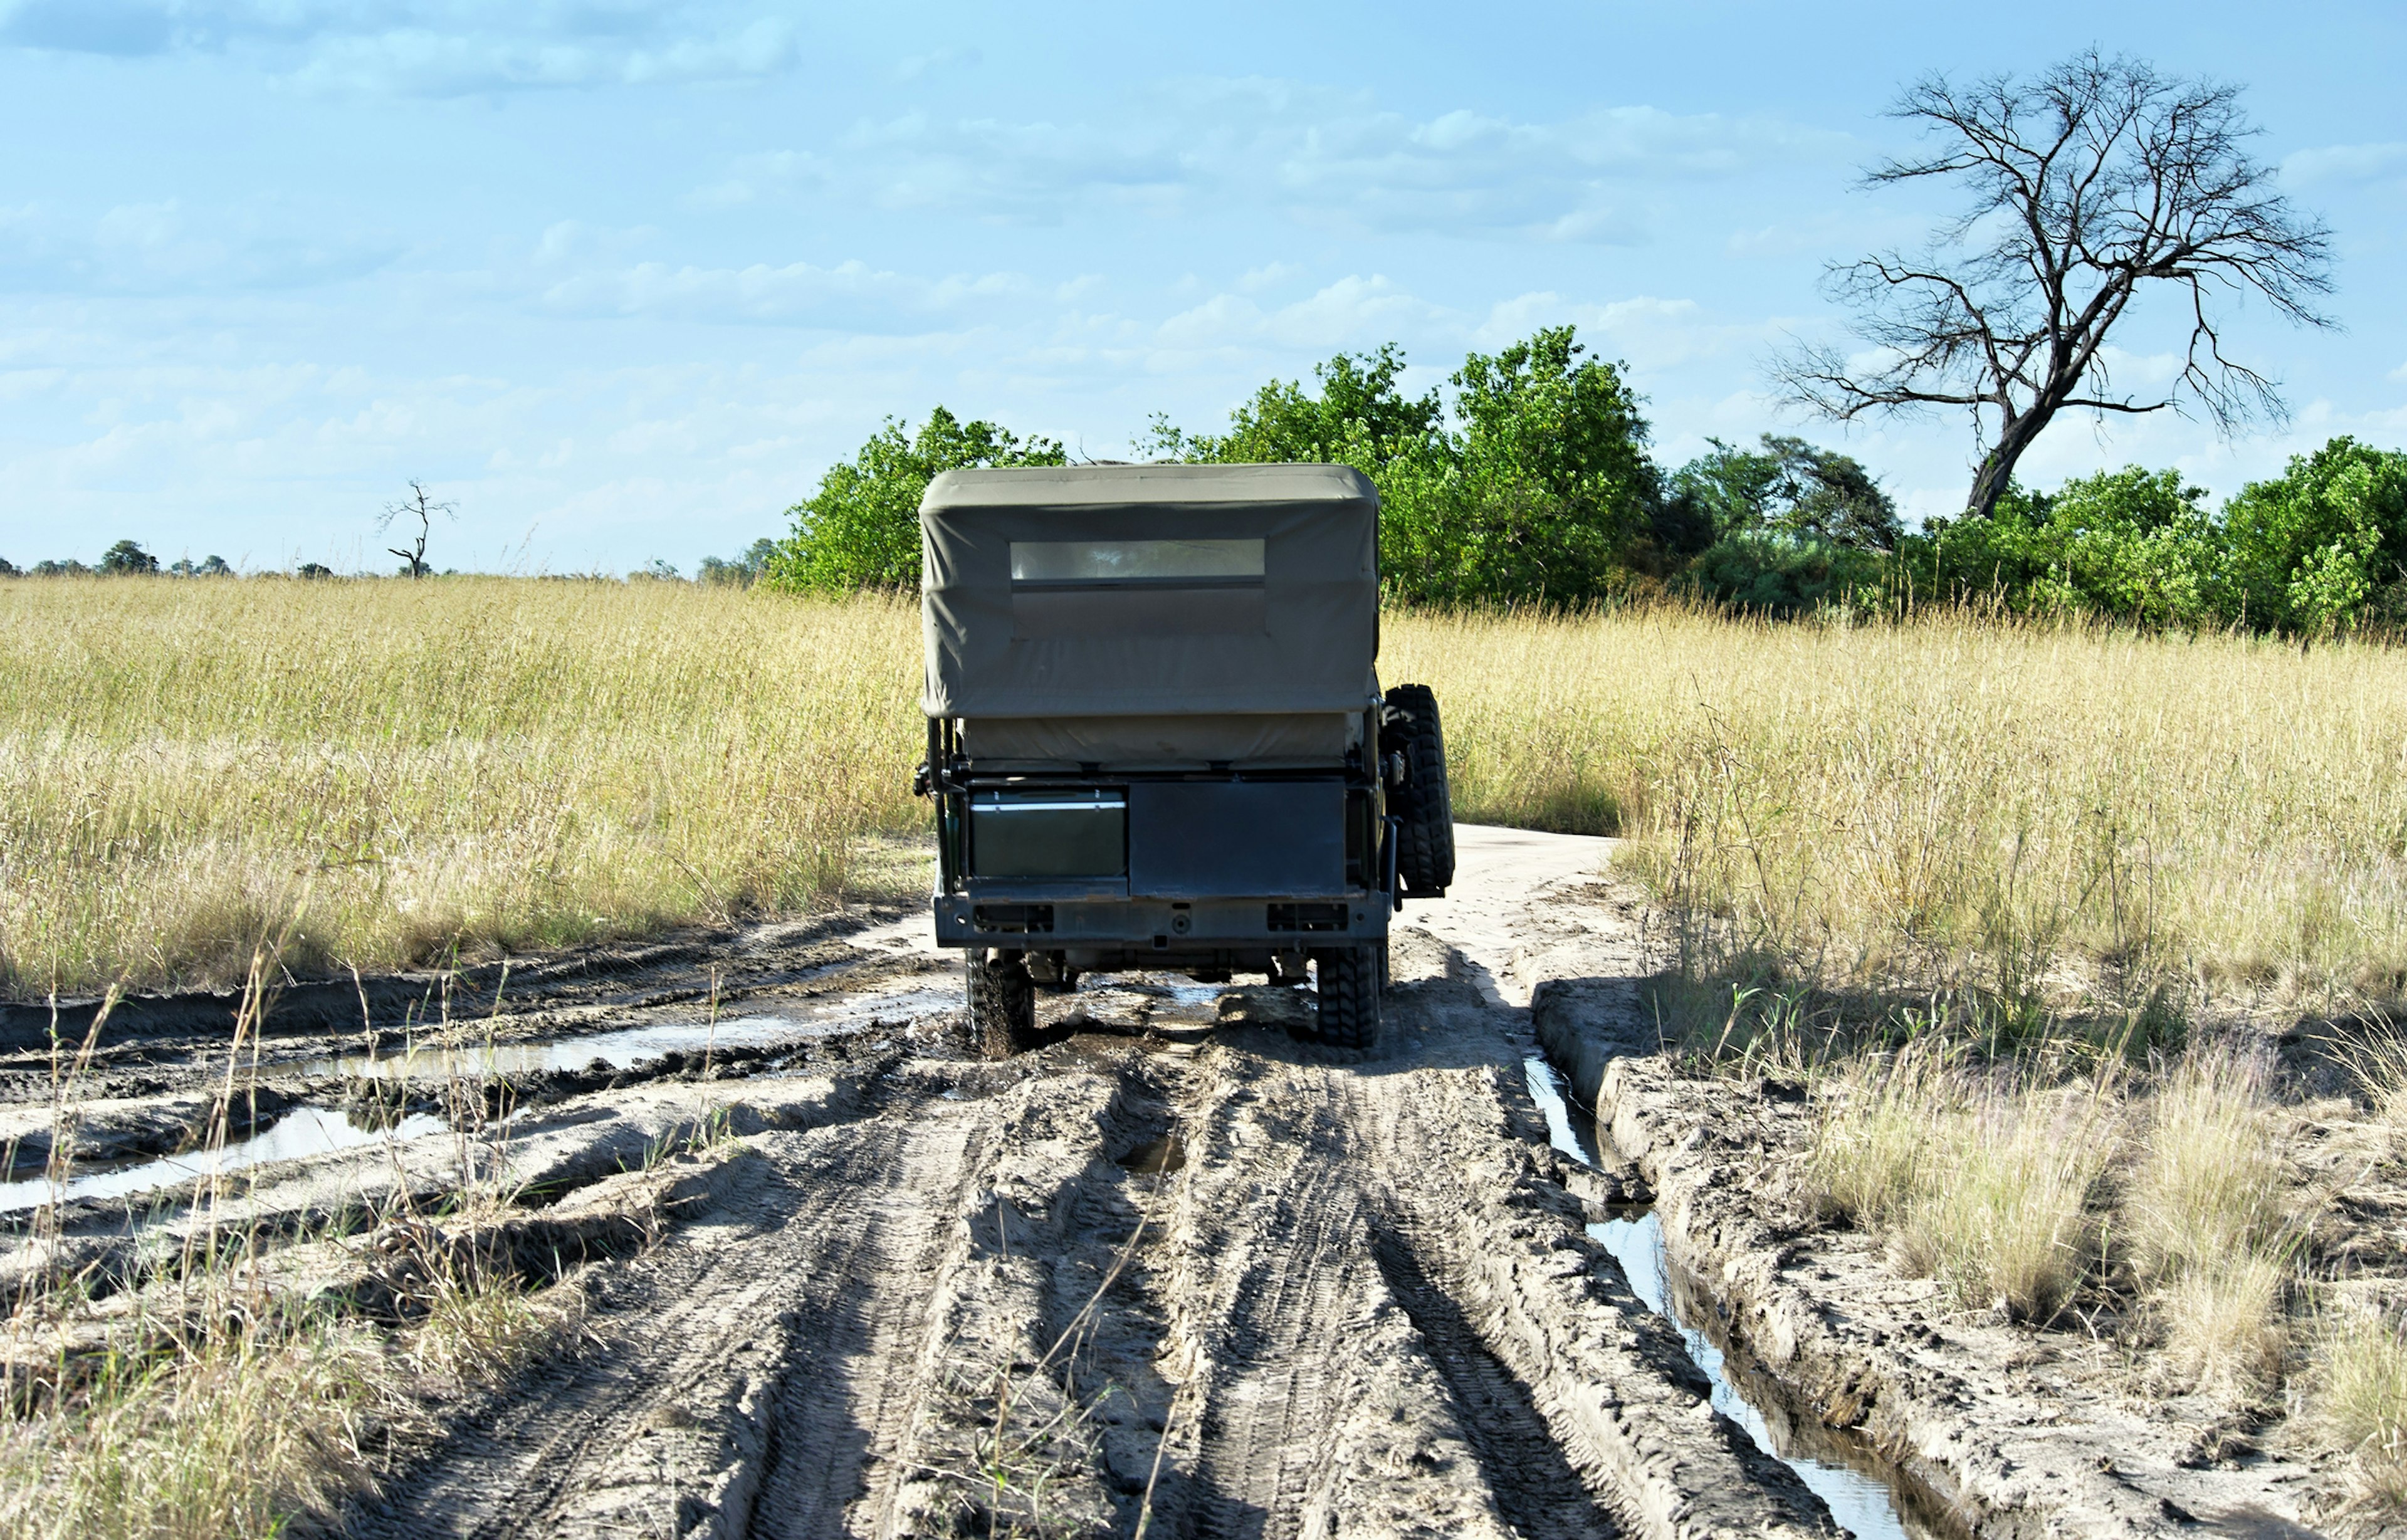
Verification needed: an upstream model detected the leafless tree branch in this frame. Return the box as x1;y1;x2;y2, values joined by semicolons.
377;481;457;579
1767;50;2334;518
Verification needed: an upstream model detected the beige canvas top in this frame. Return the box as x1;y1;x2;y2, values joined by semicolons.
919;463;1380;720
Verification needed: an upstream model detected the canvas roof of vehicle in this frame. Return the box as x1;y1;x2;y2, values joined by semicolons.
918;463;1380;720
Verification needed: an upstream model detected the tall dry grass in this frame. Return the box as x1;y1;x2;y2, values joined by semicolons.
11;584;2401;1017
1810;1044;2121;1323
1388;605;2407;1026
0;577;922;999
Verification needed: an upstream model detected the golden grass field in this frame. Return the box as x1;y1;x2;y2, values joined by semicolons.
1393;606;2407;1029
0;577;923;1000
8;577;2404;1029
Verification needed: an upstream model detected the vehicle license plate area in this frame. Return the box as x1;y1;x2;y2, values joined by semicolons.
968;790;1126;879
1128;782;1346;899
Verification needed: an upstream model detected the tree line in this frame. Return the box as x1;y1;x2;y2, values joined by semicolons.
762;330;2407;636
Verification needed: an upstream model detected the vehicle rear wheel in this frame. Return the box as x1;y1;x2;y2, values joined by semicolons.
1384;683;1455;896
1309;946;1381;1050
968;948;1036;1057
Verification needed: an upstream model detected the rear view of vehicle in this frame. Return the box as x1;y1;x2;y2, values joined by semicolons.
915;463;1454;1052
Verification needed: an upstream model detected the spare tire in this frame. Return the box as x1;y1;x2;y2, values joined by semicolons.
1383;683;1454;896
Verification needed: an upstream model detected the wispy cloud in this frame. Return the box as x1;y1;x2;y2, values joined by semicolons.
0;199;404;293
535;256;1033;328
0;1;802;93
2280;142;2407;187
696;80;1850;243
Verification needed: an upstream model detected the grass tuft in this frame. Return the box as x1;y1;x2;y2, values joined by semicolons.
2312;1306;2407;1507
1812;1048;2119;1323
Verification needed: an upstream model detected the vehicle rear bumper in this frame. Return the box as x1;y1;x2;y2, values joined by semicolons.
933;893;1388;949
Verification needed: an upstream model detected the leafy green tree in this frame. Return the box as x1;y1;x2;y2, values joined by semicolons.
2221;437;2407;632
768;407;1066;592
1155;330;1666;605
0;557;16;577
698;537;781;587
1146;345;1444;473
1387;328;1664;604
1667;435;1902;550
100;540;159;574
1909;468;2225;626
1677;535;1890;615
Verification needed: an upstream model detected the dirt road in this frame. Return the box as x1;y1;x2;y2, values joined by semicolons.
3;828;1857;1538
307;825;1841;1539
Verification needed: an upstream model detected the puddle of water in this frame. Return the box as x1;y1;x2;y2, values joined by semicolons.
1523;1057;1924;1540
297;988;963;1082
1116;1134;1187;1174
1522;1057;1604;1166
0;1105;449;1214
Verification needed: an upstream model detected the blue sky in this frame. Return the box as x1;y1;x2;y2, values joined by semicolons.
2;0;2402;575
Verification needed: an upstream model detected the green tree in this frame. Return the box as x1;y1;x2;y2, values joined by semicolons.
1146;344;1444;473
99;540;159;575
768;407;1066;592
1155;330;1667;605
1667;435;1902;550
698;537;781;587
2221;437;2407;632
1388;328;1664;604
1909;467;2223;626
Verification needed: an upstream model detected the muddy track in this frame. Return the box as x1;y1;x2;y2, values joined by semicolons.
6;830;1857;1537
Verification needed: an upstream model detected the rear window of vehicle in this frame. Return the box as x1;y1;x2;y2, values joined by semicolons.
1009;539;1264;584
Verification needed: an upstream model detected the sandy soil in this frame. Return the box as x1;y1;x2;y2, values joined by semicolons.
5;827;2374;1537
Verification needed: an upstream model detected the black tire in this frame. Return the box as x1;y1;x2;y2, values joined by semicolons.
968;949;1036;1057
1383;683;1454;896
1309;946;1381;1050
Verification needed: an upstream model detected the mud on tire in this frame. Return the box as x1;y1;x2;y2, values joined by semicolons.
1383;683;1455;897
968;949;1037;1057
1309;946;1381;1050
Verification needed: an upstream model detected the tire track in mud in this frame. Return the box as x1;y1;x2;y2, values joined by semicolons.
346;1103;940;1538
1155;1045;1610;1540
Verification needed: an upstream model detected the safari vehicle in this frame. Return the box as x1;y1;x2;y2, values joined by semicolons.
914;462;1454;1051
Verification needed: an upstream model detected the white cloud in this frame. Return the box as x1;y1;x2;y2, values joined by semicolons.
705;82;1850;243
1237;262;1306;293
0;200;404;293
2280;142;2407;187
533;254;1034;328
893;44;978;82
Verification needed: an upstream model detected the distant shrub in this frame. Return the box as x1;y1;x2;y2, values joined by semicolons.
100;540;159;575
699;538;779;588
1678;532;1889;615
767;408;1064;593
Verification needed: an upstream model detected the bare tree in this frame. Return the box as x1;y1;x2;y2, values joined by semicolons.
379;481;456;579
1774;51;2334;520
